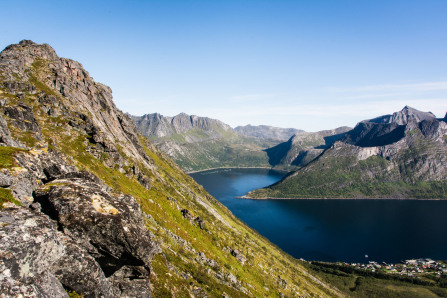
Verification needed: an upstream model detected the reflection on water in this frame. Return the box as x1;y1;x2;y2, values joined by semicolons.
190;168;447;263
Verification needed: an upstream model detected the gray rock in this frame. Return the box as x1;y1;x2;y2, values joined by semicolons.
0;207;66;297
34;173;160;296
4;103;41;136
0;171;14;187
195;216;206;230
0;113;24;148
51;234;117;298
181;209;194;221
231;249;247;264
368;106;436;125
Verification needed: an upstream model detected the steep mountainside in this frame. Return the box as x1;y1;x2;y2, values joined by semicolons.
132;113;279;172
235;124;303;141
132;112;233;139
0;40;340;297
249;107;447;199
265;127;351;170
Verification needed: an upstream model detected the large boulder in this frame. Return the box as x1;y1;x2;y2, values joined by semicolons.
34;172;160;296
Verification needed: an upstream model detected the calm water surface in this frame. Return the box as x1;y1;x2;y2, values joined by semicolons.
190;168;447;263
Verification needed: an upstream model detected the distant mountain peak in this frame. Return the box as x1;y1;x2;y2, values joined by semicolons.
367;106;436;125
235;124;303;141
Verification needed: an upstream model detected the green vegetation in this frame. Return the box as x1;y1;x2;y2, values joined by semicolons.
301;261;447;297
251;152;447;199
0;146;24;168
0;188;21;208
140;120;278;172
66;290;83;298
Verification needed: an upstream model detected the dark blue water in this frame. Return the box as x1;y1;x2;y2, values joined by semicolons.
190;168;447;263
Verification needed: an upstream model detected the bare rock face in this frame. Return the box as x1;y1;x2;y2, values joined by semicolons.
51;234;117;297
0;207;67;297
4;103;41;136
132;112;232;140
34;172;161;295
0;114;25;148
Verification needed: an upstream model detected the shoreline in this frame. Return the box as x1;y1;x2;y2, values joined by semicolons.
186;166;290;174
239;196;445;201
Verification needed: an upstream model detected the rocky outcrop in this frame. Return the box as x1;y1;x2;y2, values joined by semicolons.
0;170;160;297
34;172;160;292
0;40;155;173
231;249;247;264
0;113;24;148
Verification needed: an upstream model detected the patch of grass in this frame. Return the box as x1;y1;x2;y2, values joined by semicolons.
0;188;21;208
66;290;83;298
0;146;25;168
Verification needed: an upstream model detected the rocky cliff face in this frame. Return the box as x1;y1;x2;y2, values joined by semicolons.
234;125;303;141
249;107;447;199
132;112;278;172
0;40;337;297
132;112;232;140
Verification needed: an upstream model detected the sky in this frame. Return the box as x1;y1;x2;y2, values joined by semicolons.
2;0;446;131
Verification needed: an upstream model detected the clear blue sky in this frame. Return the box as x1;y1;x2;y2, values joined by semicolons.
2;0;446;131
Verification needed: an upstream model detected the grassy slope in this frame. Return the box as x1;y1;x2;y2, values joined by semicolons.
250;140;447;199
0;58;339;297
148;125;276;172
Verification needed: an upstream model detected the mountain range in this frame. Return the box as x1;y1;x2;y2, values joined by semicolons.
131;113;287;172
132;113;354;172
249;106;447;199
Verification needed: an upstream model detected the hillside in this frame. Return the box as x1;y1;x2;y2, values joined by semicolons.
235;124;303;141
0;40;343;297
249;107;447;199
265;127;351;170
132;113;279;172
